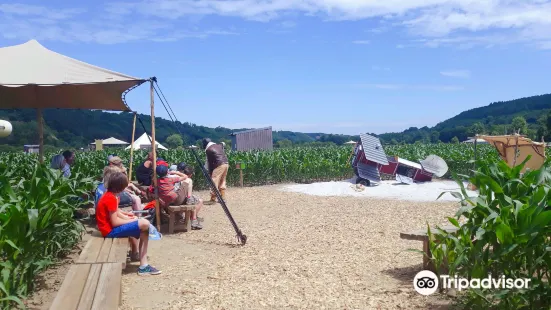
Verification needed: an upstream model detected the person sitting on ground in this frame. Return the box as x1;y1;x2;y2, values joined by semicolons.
179;164;204;225
61;150;75;178
136;151;155;186
96;171;161;275
50;154;68;177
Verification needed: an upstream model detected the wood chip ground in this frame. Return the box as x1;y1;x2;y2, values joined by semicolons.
118;185;455;310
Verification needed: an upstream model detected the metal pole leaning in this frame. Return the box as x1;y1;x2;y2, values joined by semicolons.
150;80;161;231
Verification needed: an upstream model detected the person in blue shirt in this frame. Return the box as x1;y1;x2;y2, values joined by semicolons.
50;154;67;177
61;150;75;178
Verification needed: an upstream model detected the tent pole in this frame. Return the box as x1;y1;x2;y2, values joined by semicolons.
150;80;161;231
37;109;44;164
128;112;137;181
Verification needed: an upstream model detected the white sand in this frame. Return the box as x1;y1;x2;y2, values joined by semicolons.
280;178;478;202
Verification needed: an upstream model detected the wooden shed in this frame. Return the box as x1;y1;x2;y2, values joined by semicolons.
230;126;273;151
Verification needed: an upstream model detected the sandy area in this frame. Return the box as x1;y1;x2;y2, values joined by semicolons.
118;184;458;310
281;178;477;202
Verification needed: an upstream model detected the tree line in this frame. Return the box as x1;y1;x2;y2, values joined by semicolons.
1;93;550;151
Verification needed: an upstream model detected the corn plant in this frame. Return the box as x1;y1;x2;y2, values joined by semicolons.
0;162;95;309
428;156;551;309
16;143;498;190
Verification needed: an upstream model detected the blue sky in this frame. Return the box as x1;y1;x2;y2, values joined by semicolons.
2;1;551;135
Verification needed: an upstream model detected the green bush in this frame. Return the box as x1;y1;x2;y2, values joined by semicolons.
428;156;551;309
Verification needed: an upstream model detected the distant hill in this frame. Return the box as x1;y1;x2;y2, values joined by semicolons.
0;109;345;151
1;93;550;151
379;93;551;143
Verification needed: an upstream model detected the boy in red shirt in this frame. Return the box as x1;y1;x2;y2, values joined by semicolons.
96;171;161;276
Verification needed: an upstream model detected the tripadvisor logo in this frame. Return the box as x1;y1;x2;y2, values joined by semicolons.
413;270;531;295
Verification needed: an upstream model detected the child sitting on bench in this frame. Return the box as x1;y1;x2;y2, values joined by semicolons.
156;164;203;230
96;171;161;276
179;164;204;227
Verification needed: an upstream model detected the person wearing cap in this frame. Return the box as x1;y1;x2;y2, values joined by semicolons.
202;138;229;204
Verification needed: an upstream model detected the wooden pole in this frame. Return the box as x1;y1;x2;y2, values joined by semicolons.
37;109;44;164
240;167;244;187
128;112;137;181
150;80;161;231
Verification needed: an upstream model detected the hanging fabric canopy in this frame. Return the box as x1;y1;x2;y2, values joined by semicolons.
0;40;146;110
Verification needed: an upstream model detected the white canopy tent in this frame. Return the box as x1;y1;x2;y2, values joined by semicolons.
0;39;165;230
90;137;129;145
126;133;168;150
0;39;150;162
0;40;145;110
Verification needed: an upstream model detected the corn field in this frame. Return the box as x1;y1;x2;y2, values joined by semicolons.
0;143;498;308
9;144;500;191
64;143;498;190
0;153;95;309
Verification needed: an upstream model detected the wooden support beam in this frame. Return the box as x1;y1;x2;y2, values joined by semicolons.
128;112;137;181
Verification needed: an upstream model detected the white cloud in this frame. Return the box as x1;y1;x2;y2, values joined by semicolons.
372;66;391;72
440;70;471;78
367;26;388;34
0;3;239;44
537;41;551;50
2;1;551;48
352;40;370;44
356;83;464;91
280;20;296;28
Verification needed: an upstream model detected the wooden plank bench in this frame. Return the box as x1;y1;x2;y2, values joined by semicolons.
75;231;129;269
167;205;196;233
49;262;123;310
400;225;458;272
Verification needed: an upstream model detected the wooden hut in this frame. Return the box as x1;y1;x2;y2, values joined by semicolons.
229;126;273;151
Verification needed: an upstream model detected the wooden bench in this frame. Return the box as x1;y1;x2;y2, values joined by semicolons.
49;262;123;310
400;225;458;272
75;231;129;269
167;205;196;233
